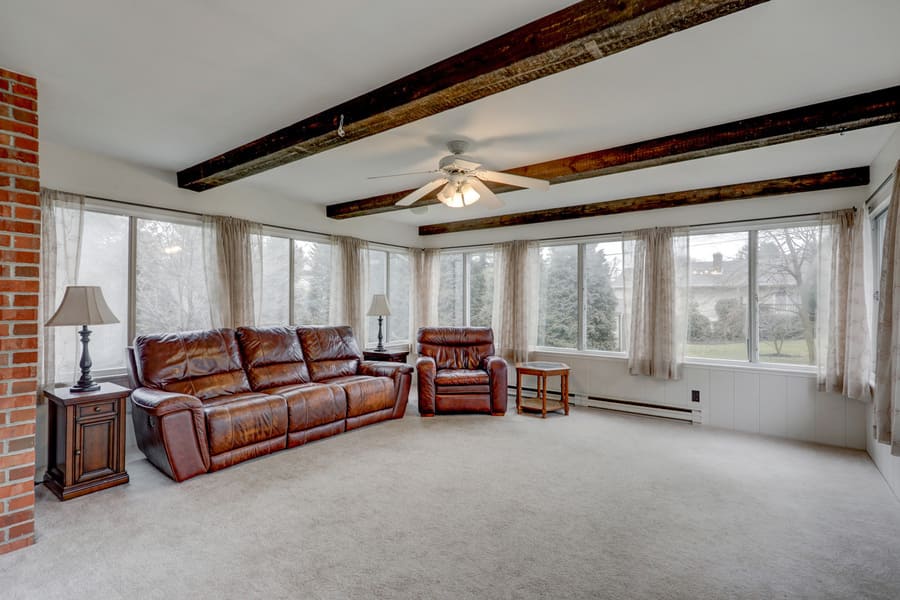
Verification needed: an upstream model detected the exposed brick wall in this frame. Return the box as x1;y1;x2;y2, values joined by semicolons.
0;67;38;555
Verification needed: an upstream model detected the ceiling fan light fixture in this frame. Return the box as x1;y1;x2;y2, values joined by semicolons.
437;180;480;208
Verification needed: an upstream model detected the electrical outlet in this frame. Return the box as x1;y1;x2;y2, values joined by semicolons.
691;389;700;403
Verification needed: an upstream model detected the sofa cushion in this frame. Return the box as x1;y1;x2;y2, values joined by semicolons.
417;327;494;370
202;392;288;456
134;329;251;401
236;326;310;390
434;369;490;386
264;382;346;432
321;375;394;418
298;326;362;381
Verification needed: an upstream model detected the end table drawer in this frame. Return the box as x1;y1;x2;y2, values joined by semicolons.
78;401;116;419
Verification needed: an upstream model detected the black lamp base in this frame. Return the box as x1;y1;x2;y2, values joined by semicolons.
70;324;100;393
375;315;386;352
69;382;101;394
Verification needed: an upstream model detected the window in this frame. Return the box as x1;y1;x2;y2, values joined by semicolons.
388;252;410;343
252;234;290;326
439;253;464;326
367;249;387;345
756;225;819;365
537;244;579;349
466;251;494;328
584;240;626;351
135;218;211;335
686;232;749;361
293;240;331;326
54;210;130;381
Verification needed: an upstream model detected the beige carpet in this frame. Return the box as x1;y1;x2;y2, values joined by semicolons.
2;402;900;599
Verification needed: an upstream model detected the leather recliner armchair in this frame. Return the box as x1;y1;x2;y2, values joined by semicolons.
416;327;508;416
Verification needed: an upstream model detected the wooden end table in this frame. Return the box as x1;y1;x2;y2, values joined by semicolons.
516;361;570;418
43;382;131;501
363;349;409;363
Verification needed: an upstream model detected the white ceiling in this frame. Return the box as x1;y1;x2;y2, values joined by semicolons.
2;0;899;229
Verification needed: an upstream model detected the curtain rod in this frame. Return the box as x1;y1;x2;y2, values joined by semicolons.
434;210;831;251
46;189;413;251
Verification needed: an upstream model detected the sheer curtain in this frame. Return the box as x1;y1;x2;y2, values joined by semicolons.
39;189;85;390
410;247;439;338
202;215;262;328
875;161;900;455
627;227;687;380
329;235;368;340
492;240;538;363
817;208;873;401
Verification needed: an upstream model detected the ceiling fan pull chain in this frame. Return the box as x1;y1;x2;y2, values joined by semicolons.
337;114;346;138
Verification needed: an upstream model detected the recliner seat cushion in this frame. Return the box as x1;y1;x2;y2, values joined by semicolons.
434;369;490;386
321;375;394;417
236;326;310;390
264;382;346;432
298;326;363;381
203;393;288;455
134;329;251;400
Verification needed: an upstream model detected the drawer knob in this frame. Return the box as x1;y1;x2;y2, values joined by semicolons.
74;449;81;456
94;406;102;412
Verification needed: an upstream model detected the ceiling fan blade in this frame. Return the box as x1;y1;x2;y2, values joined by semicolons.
395;177;448;207
451;158;482;171
475;169;550;191
467;177;503;209
367;169;438;180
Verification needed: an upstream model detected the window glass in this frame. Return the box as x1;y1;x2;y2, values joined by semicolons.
251;235;290;326
54;210;130;382
584;241;625;351
388;252;410;344
293;240;331;326
439;253;464;326
686;232;749;361
367;249;387;345
467;251;494;328
757;226;819;365
135;219;211;336
537;245;578;348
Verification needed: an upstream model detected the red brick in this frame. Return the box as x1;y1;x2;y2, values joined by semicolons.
0;234;9;248
0;450;34;469
0;395;35;410
11;352;36;365
0;69;36;87
13;179;38;192
0;92;35;112
0;133;9;146
0;279;39;292
12;323;36;336
0;119;37;139
0;249;38;263
8;521;34;540
7;493;34;512
0;535;34;555
0;338;37;351
0;176;9;187
0;368;36;382
0;423;35;440
0;191;38;206
0;508;32;528
0;148;37;165
0;220;39;235
9;408;35;423
7;465;34;482
8;380;36;395
13;207;39;222
0;480;32;498
10;108;38;126
0;80;7;91
0;162;38;178
12;294;38;307
10;84;36;100
12;137;37;153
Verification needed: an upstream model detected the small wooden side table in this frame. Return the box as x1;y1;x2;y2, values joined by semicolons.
516;362;571;418
43;382;131;501
363;349;410;363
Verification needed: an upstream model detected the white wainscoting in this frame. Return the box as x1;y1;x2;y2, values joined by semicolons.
526;351;867;450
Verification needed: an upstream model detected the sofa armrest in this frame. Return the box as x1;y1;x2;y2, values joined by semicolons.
359;361;414;418
132;387;202;417
130;387;209;481
483;356;509;415
416;356;437;416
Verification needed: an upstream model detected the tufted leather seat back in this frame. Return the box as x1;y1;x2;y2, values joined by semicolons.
236;326;310;390
297;326;363;381
133;329;251;401
417;327;495;370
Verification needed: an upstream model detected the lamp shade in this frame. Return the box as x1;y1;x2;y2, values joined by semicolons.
366;294;392;317
45;286;119;327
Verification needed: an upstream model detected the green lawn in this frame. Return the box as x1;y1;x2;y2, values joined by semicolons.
687;339;813;365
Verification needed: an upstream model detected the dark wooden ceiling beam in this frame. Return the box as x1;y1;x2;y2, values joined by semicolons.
417;167;869;235
177;0;768;191
327;85;899;218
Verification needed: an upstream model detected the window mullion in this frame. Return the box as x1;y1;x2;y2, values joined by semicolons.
462;253;470;326
577;243;586;352
384;252;391;343
127;215;137;344
288;239;296;326
748;229;759;363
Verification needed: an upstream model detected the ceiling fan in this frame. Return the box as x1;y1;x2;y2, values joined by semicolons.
385;140;550;209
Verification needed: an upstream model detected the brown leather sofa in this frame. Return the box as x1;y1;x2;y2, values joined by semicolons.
416;327;508;416
127;325;412;482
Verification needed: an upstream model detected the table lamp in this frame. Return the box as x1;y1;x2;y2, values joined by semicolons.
45;285;119;393
366;294;392;352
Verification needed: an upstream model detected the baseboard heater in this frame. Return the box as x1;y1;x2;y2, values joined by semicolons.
510;386;699;424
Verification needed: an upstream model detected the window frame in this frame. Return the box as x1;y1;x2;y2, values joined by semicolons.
367;243;411;348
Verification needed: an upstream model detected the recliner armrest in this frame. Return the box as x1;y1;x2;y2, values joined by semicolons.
483;355;508;415
131;387;202;418
416;356;437;416
359;360;414;379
